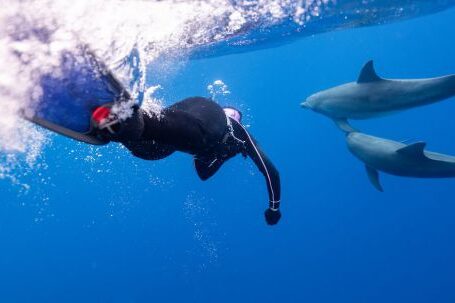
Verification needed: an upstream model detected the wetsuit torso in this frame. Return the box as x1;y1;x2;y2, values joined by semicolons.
110;97;281;220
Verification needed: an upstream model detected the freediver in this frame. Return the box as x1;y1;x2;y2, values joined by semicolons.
91;97;282;225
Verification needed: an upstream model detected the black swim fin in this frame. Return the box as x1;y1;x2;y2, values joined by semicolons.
22;45;133;145
21;109;109;145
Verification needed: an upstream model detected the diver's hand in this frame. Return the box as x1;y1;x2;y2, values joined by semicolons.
264;208;281;226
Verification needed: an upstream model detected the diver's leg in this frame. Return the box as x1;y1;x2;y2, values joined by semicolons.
122;140;175;160
165;97;228;141
92;105;177;160
92;105;145;142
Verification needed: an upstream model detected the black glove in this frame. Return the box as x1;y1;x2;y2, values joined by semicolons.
264;208;281;226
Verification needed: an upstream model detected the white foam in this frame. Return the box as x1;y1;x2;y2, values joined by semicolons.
0;0;334;183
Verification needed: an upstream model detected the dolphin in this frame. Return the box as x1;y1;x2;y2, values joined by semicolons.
346;132;455;192
301;61;455;131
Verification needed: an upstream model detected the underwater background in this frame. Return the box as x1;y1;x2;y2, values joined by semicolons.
1;1;455;302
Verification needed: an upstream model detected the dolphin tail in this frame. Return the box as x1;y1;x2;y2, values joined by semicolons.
365;165;384;192
333;118;357;133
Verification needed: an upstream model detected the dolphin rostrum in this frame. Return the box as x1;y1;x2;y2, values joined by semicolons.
301;61;455;131
346;132;455;192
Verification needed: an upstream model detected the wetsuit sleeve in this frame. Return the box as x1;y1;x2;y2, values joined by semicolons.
230;119;281;211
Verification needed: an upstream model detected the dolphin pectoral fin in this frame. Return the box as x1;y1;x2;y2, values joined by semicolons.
357;60;383;83
396;142;428;160
365;165;384;192
333;118;357;133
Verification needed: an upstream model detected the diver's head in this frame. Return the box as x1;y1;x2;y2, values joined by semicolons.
223;107;242;123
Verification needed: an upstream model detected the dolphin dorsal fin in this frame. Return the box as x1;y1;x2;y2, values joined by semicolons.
397;142;428;159
365;165;384;192
357;60;382;83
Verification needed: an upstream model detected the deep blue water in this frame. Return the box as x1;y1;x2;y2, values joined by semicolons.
1;7;455;303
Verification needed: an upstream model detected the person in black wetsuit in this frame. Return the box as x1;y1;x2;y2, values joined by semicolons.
92;97;281;225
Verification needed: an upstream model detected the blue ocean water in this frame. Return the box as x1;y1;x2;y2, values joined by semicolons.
1;5;455;303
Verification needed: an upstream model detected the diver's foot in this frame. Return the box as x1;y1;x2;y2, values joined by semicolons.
92;103;144;142
92;105;121;135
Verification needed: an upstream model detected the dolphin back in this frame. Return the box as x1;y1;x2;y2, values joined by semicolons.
347;132;455;178
420;74;455;102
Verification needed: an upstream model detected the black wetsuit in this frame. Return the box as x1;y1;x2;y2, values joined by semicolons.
107;97;281;225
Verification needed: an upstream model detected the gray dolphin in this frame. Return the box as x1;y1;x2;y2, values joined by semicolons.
301;61;455;131
346;132;455;192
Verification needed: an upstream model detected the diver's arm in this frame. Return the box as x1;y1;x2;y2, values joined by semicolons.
230;119;282;225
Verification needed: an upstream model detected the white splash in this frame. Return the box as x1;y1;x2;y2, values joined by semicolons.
141;85;164;117
0;0;336;183
207;80;231;101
